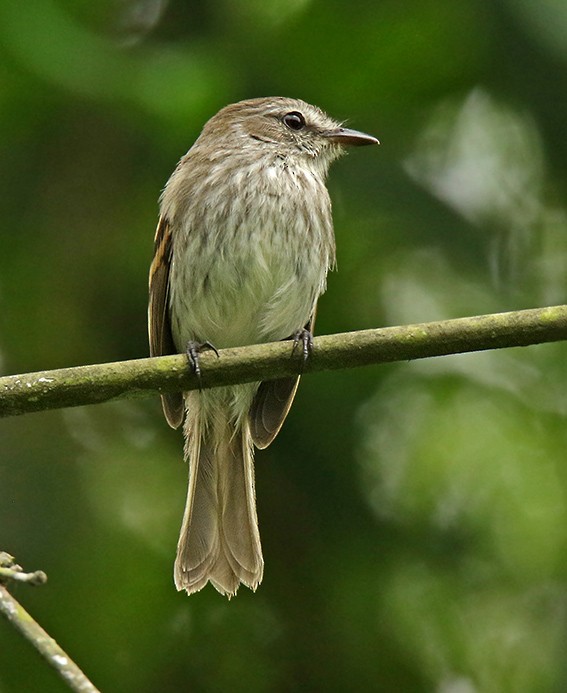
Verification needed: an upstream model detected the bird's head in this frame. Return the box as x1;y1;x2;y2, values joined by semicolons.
195;96;378;175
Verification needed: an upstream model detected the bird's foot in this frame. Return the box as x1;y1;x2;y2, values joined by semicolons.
291;328;314;363
186;340;220;380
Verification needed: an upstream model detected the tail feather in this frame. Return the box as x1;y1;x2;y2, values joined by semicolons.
174;392;264;597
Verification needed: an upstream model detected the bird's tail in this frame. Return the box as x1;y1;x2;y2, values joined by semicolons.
174;390;264;597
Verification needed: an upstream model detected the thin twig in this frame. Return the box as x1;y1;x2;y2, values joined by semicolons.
0;555;100;693
1;304;567;418
0;552;47;585
0;566;47;584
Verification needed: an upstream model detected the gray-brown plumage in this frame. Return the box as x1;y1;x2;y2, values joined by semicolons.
148;97;377;597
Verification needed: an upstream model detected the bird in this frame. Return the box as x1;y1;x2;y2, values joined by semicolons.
148;97;378;597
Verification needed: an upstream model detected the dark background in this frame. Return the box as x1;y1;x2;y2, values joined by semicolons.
2;0;567;691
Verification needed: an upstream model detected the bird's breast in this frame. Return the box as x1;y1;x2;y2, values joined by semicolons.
167;162;335;350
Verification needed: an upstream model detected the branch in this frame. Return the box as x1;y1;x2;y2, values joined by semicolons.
0;553;100;693
1;305;567;418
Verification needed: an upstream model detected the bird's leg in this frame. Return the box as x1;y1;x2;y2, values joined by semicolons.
291;328;314;363
186;340;220;379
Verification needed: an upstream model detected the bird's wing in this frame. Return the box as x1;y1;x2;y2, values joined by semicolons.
248;312;316;449
148;215;184;429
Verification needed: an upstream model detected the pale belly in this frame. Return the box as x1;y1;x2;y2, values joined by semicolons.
168;221;330;350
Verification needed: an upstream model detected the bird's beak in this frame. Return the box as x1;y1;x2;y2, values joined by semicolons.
323;127;379;147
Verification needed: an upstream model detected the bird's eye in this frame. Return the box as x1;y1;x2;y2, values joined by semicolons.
283;111;306;131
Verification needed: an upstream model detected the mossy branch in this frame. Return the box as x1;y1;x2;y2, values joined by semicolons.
1;305;567;419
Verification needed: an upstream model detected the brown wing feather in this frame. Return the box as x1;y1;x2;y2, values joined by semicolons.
249;311;317;449
249;377;300;450
148;215;184;429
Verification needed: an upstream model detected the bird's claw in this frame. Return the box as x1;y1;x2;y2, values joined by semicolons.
186;340;220;380
291;328;314;363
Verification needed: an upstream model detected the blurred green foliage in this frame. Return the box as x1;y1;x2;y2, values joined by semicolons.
1;0;567;691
